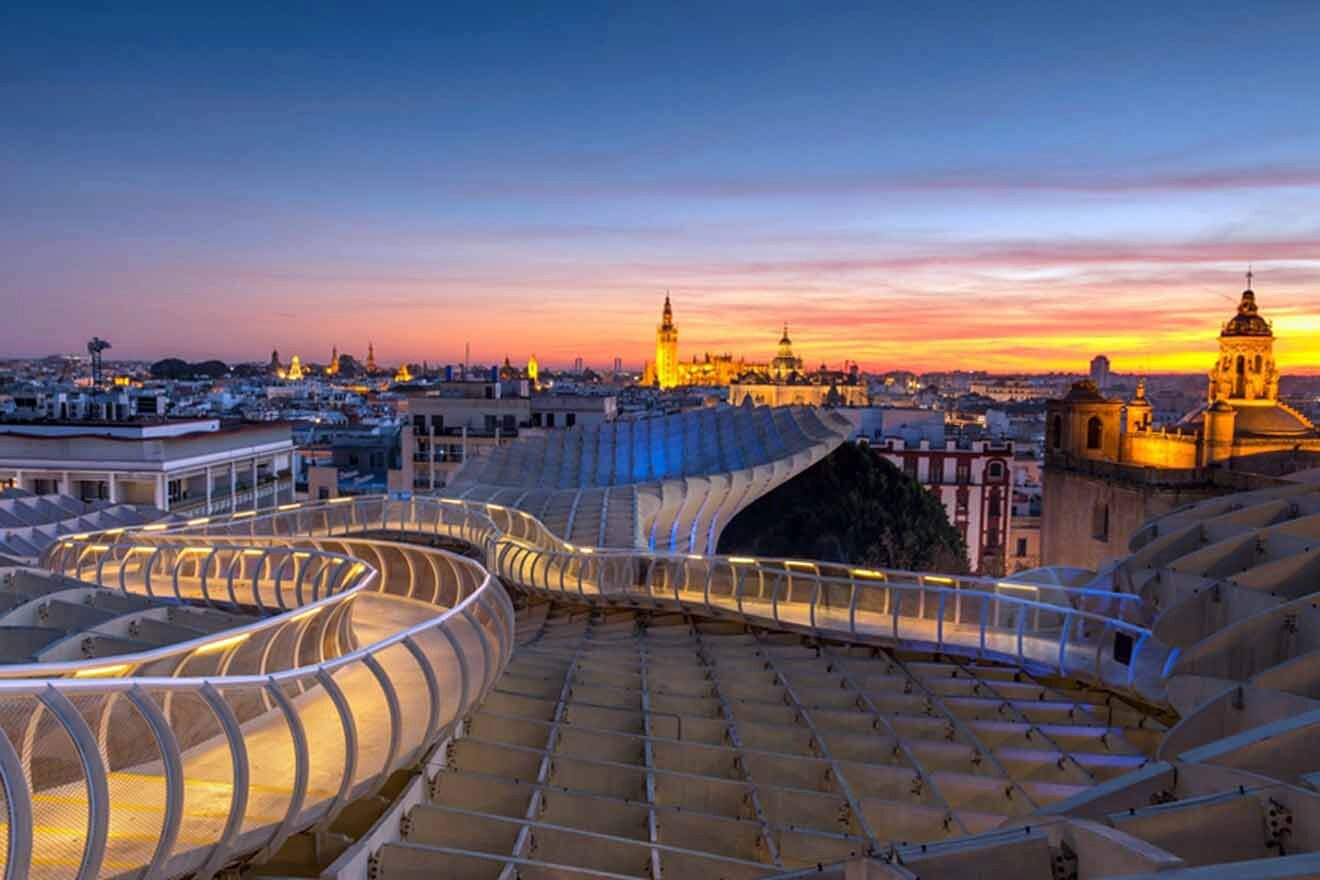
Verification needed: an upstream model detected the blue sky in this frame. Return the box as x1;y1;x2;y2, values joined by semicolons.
4;2;1320;370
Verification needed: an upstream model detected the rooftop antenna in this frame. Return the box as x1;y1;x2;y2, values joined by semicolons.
86;337;111;386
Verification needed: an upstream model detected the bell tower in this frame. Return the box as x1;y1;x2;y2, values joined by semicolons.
655;292;679;389
1209;271;1278;404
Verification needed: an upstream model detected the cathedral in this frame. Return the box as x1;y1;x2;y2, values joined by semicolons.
1043;273;1320;569
640;293;868;405
641;294;768;388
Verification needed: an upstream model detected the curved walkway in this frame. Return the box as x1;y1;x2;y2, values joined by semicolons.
0;494;1158;879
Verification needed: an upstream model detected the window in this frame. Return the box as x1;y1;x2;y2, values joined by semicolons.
1092;503;1110;542
987;461;1004;479
1016;537;1028;558
566;412;577;427
413;415;427;432
1049;415;1063;450
318;487;330;500
502;414;516;432
1086;416;1103;450
904;456;918;479
546;413;556;428
956;460;970;484
532;412;542;427
1254;354;1262;372
988;492;1001;518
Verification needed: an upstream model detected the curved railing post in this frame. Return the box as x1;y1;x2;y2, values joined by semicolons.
196;682;250;879
38;685;109;880
313;667;359;829
439;623;474;719
362;655;403;796
0;725;33;880
1057;612;1073;676
125;685;185;879
259;679;310;859
403;635;442;752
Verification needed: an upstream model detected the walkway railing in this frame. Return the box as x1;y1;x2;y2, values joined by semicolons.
179;495;1162;693
0;502;513;880
0;493;1158;880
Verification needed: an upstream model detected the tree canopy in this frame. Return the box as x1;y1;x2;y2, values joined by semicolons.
717;442;969;573
149;358;229;380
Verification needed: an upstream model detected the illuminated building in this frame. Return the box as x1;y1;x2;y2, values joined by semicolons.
498;356;517;381
394;362;413;383
1044;273;1320;569
526;353;539;388
654;292;679;388
728;327;867;407
641;293;766;387
281;354;306;381
644;294;858;392
768;323;804;380
366;341;378;374
325;345;340;376
968;377;1049;402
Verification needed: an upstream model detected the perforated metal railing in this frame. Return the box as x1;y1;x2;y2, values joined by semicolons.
182;495;1162;695
0;503;513;880
0;494;1158;880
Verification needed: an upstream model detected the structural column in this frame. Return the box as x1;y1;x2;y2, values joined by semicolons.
229;462;238;512
429;423;437;491
205;465;213;515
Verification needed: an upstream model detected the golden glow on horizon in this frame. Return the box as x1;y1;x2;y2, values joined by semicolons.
125;267;1320;375
287;313;1320;375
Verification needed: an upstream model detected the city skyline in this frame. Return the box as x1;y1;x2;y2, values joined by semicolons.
5;3;1320;371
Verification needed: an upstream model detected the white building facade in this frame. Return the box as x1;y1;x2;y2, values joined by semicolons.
0;419;294;515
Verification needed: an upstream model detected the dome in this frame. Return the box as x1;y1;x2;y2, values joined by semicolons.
1221;288;1272;338
1231;402;1314;436
1179;401;1315;437
1064;380;1107;402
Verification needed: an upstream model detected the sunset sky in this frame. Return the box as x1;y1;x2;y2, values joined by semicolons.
4;2;1320;372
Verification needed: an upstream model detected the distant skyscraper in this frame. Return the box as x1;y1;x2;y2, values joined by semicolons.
613;356;623;374
574;356;584;372
1089;354;1110;389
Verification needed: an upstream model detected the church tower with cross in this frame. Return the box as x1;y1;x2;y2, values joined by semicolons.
1208;269;1279;404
